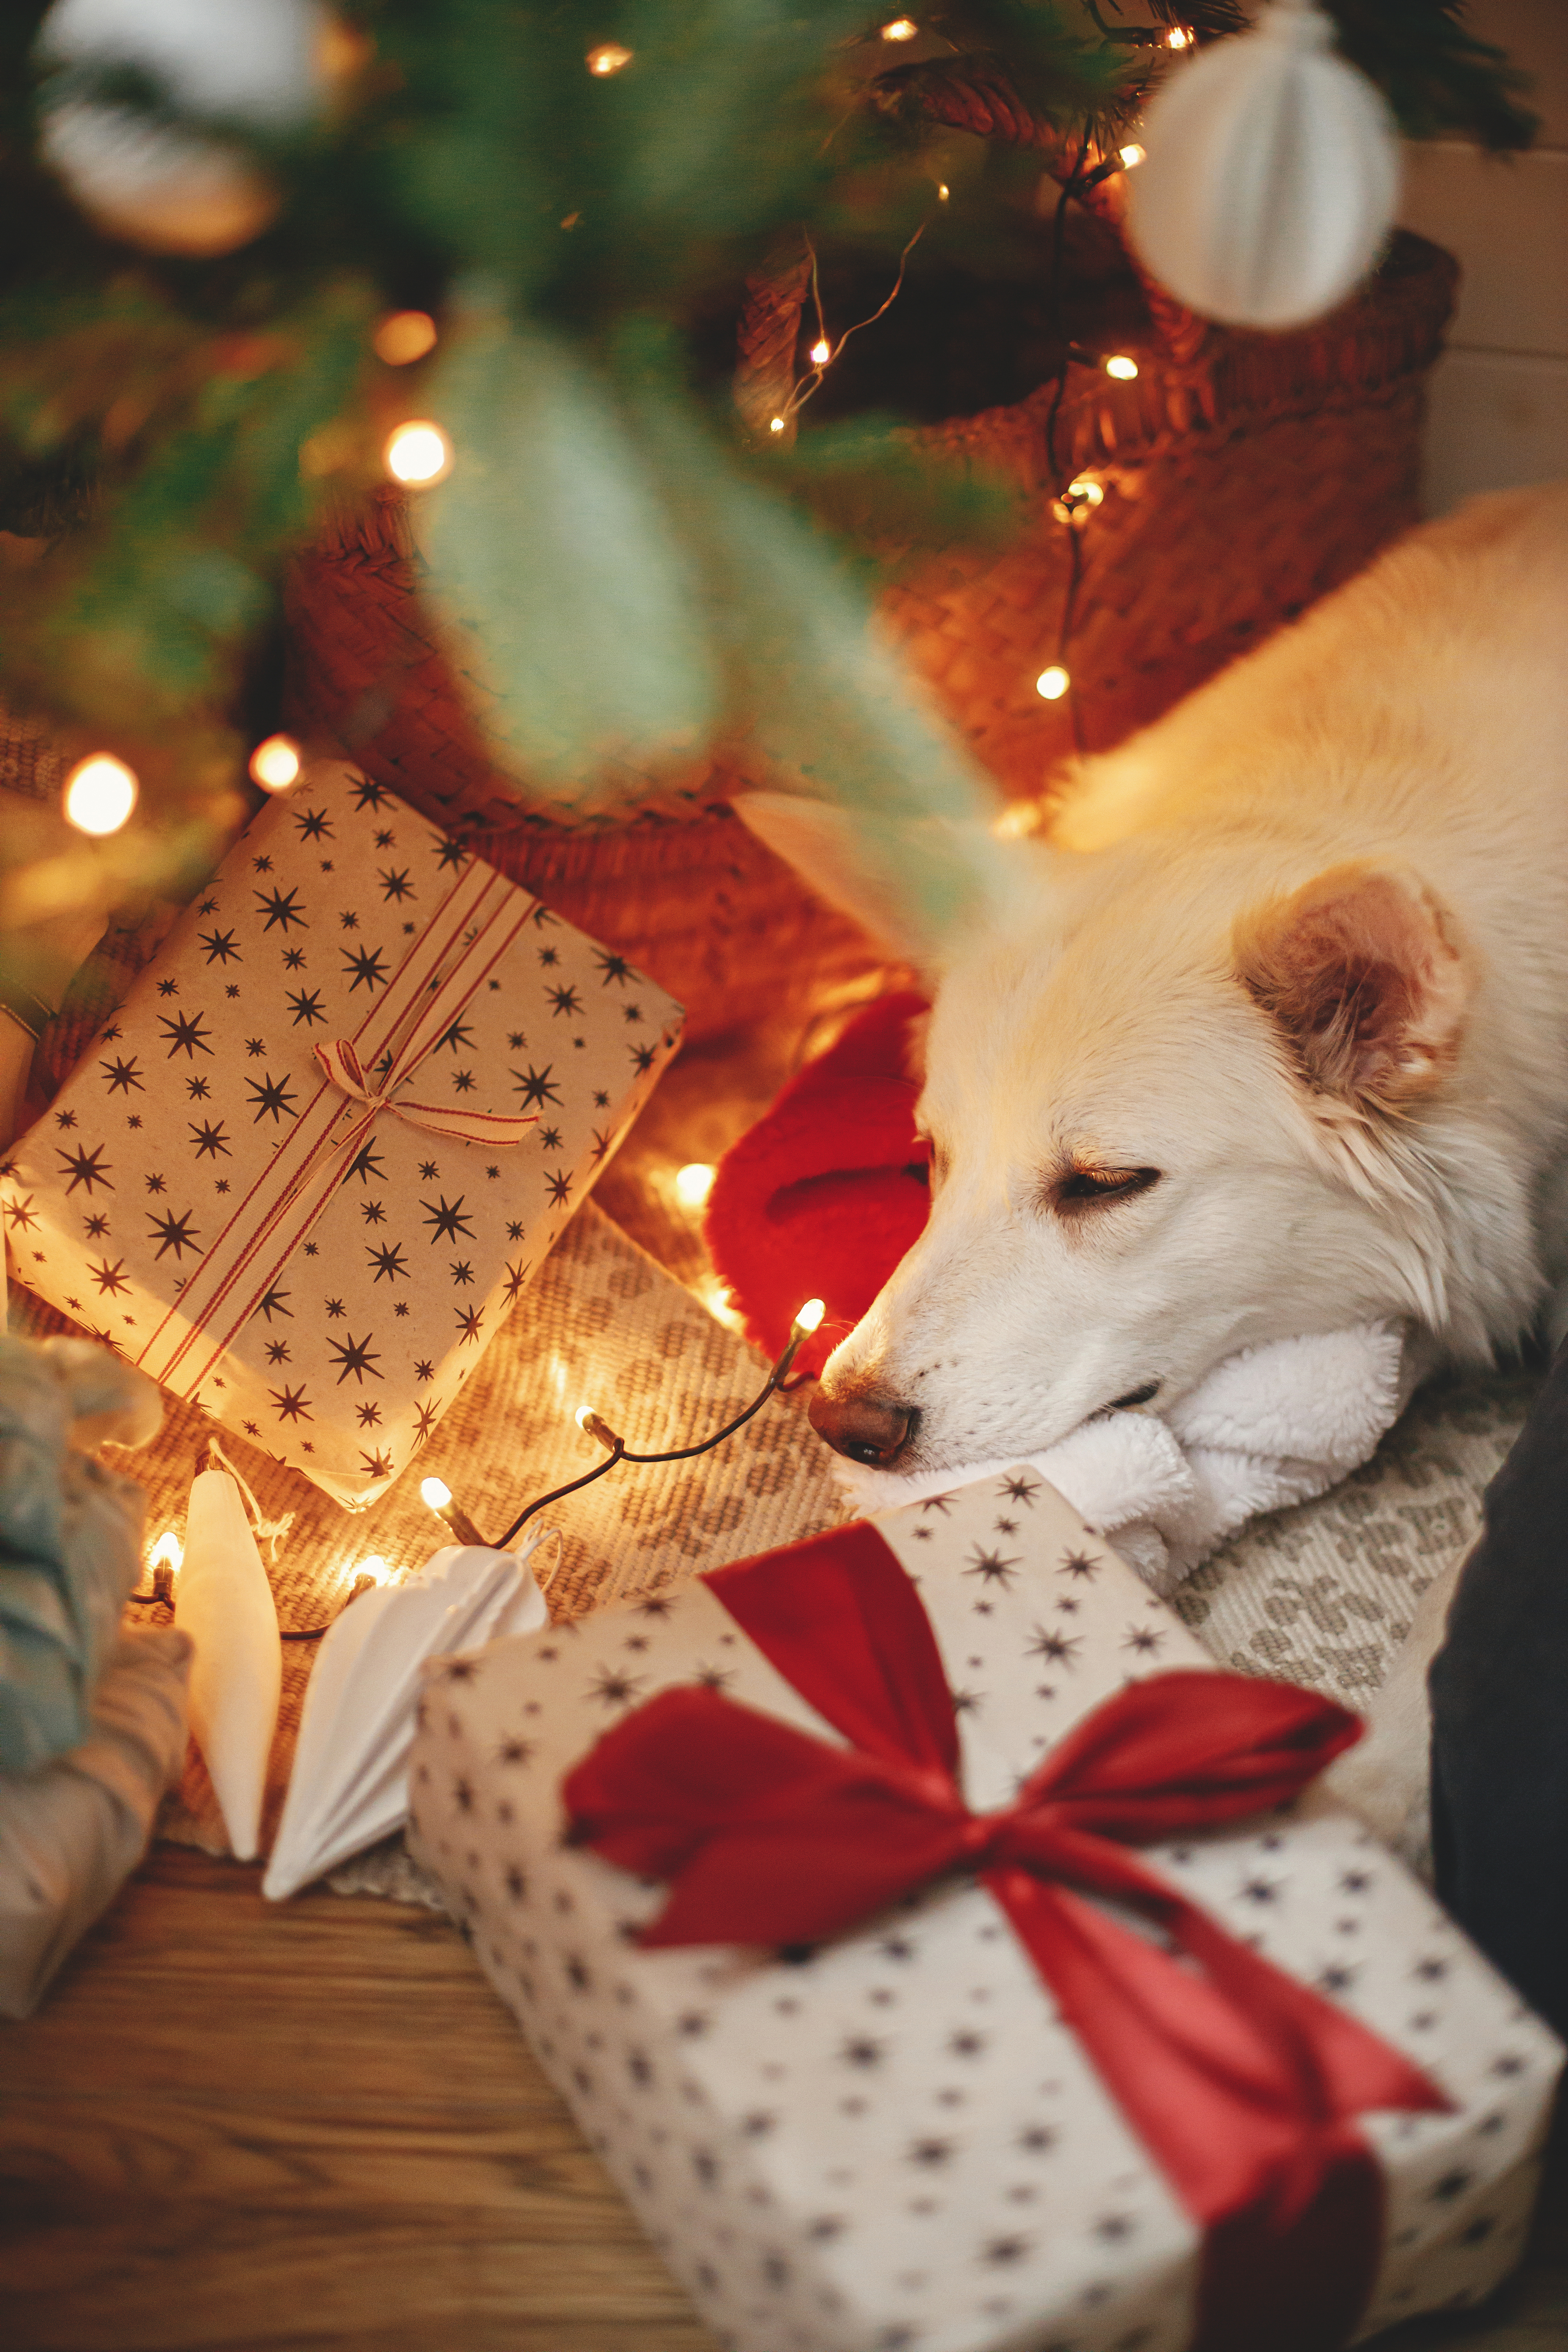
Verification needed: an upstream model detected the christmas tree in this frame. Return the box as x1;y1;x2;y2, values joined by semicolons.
0;1;1536;942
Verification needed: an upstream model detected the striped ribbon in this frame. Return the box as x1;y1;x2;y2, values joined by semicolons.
138;858;539;1398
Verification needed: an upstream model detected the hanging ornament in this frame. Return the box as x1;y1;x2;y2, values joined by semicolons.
33;0;334;257
172;1443;284;1860
262;1539;550;1902
1125;0;1401;332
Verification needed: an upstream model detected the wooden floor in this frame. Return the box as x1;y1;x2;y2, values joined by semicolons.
0;1849;710;2352
4;1849;1568;2352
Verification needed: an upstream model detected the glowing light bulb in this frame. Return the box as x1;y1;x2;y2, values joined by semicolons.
574;1405;594;1431
419;1473;484;1546
993;799;1042;840
769;416;786;434
808;338;832;367
248;733;301;792
1066;476;1104;506
1165;24;1192;48
1105;354;1140;381
674;1162;716;1209
63;754;138;836
355;1554;391;1586
936;182;950;201
149;1530;184;1574
1118;142;1146;169
1036;665;1070;702
793;1297;826;1335
880;17;918;40
385;420;452;485
373;310;437;366
699;1274;746;1332
587;41;632;74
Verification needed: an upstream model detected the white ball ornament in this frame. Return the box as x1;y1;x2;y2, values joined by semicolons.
34;0;332;257
1125;0;1401;332
37;106;283;256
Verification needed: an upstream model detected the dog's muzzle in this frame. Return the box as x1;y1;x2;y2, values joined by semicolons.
807;1389;916;1469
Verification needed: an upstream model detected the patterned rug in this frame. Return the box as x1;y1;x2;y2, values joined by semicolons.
1171;1363;1538;1706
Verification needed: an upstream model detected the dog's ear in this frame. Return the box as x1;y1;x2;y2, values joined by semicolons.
1234;863;1468;1106
732;790;1022;968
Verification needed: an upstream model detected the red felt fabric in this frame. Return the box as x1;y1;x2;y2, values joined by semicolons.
704;990;932;1378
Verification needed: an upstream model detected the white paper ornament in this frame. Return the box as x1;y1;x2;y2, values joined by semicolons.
261;1540;550;1902
172;1447;283;1860
1125;0;1401;331
37;107;281;255
34;0;330;256
36;0;328;121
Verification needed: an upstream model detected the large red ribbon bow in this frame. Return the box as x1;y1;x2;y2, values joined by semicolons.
565;1522;1449;2352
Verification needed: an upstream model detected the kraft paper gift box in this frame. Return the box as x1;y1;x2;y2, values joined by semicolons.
0;764;680;1509
408;1470;1562;2352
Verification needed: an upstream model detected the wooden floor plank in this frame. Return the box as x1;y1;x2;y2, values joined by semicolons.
0;1851;712;2352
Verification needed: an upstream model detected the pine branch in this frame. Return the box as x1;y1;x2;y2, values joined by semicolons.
1325;0;1538;150
1080;0;1247;44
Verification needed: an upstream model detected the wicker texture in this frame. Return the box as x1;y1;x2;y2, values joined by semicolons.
470;803;887;1044
281;227;1454;1018
0;704;69;808
862;57;1210;366
287;235;1452;814
281;499;887;1043
822;233;1457;789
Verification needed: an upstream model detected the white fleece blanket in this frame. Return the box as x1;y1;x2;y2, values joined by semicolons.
832;1325;1413;1595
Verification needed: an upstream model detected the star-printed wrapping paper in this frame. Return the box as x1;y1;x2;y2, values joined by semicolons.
0;764;681;1509
409;1471;1562;2352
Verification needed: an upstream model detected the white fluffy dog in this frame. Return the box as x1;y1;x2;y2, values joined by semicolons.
743;485;1568;1489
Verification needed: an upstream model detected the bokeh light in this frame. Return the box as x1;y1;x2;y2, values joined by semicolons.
63;754;138;835
385;421;453;485
674;1162;716;1209
373;310;438;366
248;734;302;792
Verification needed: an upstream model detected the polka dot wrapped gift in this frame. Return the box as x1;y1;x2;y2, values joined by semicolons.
0;763;681;1508
409;1471;1561;2352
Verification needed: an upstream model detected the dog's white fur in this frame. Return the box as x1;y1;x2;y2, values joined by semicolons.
742;486;1568;1481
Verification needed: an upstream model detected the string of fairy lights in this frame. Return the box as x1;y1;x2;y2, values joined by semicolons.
51;12;1180;843
128;1296;826;1633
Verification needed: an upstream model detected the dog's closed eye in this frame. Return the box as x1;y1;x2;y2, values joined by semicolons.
1051;1165;1162;1216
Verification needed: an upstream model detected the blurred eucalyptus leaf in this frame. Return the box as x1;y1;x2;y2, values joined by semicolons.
416;314;722;793
621;365;1022;950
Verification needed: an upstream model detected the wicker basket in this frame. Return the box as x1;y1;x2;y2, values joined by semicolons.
866;231;1457;787
282;207;1454;1030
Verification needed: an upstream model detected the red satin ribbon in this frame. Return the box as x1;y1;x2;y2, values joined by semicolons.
564;1522;1450;2352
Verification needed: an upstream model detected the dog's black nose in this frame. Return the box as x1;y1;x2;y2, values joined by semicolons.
808;1389;916;1468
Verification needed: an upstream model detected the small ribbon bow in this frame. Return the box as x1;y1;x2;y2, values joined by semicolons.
565;1522;1448;2352
315;1036;538;1150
